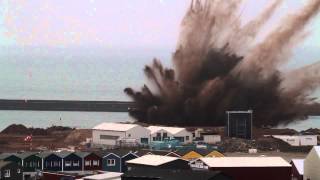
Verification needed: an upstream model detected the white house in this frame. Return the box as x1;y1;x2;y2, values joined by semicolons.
272;135;317;146
92;123;150;147
304;146;320;180
148;126;193;144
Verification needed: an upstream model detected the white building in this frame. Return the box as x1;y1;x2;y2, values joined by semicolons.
202;134;221;144
78;172;123;180
190;157;291;170
272;135;317;146
148;126;193;144
92;123;150;147
304;146;320;180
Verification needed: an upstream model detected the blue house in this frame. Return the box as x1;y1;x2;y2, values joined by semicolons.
62;153;82;171
121;152;139;172
39;152;70;171
101;150;138;172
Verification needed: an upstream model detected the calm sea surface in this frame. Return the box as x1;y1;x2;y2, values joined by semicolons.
0;46;319;131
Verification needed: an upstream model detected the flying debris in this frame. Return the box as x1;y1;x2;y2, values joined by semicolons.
124;0;320;127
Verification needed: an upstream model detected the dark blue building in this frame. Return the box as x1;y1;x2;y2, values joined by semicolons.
101;150;138;172
39;152;68;171
62;153;82;171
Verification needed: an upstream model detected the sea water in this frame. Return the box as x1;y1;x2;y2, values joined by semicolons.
0;46;319;131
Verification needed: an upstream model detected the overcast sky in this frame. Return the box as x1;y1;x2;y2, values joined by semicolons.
0;0;319;50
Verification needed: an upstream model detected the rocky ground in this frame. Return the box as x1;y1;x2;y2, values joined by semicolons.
0;124;92;152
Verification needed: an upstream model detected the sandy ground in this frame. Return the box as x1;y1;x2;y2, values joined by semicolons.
225;151;308;162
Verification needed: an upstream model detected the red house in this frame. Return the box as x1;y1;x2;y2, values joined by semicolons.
190;157;292;180
75;152;102;171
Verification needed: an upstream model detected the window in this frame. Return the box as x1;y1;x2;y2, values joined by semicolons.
186;136;190;141
107;159;116;166
93;160;99;166
163;133;168;138
100;135;119;140
156;133;161;137
128;133;131;137
73;161;80;167
53;161;60;167
65;161;72;167
17;169;21;174
85;160;91;166
4;170;10;177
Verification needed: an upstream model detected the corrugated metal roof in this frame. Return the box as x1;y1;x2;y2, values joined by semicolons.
148;126;186;135
93;123;138;132
291;159;304;175
126;155;179;166
201;157;291;167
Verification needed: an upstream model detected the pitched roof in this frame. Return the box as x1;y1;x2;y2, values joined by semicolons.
291;159;304;175
148;126;186;135
205;151;224;158
126;155;179;166
134;149;170;157
122;168;229;180
314;146;320;156
0;153;14;160
15;152;39;159
200;157;291;167
74;152;91;158
0;153;21;160
96;149;137;158
0;160;11;169
93;123;138;132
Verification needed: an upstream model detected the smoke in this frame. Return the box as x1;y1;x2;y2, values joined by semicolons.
124;0;320;127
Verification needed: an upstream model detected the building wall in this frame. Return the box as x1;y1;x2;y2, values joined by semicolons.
126;126;151;144
0;162;23;180
210;167;291;180
150;129;192;144
291;163;303;180
23;155;42;172
43;154;62;171
4;156;22;166
273;135;317;146
83;153;102;171
102;154;121;172
121;153;138;172
63;154;82;171
300;136;317;146
203;135;221;144
150;129;174;142
174;130;193;144
304;148;320;180
92;130;125;146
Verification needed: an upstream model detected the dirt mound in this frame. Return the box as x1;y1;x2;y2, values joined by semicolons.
1;124;74;136
300;128;320;135
64;129;92;145
218;137;312;153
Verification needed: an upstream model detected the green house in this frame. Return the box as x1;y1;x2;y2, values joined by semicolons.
17;153;42;172
0;153;22;166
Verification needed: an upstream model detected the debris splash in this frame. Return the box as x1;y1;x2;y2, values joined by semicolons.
124;0;320;127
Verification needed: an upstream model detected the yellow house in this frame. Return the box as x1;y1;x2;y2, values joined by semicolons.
181;151;203;160
205;150;224;157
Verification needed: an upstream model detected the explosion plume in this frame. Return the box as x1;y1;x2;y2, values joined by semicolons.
124;0;320;127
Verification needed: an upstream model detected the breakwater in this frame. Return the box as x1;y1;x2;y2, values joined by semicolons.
0;99;135;112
